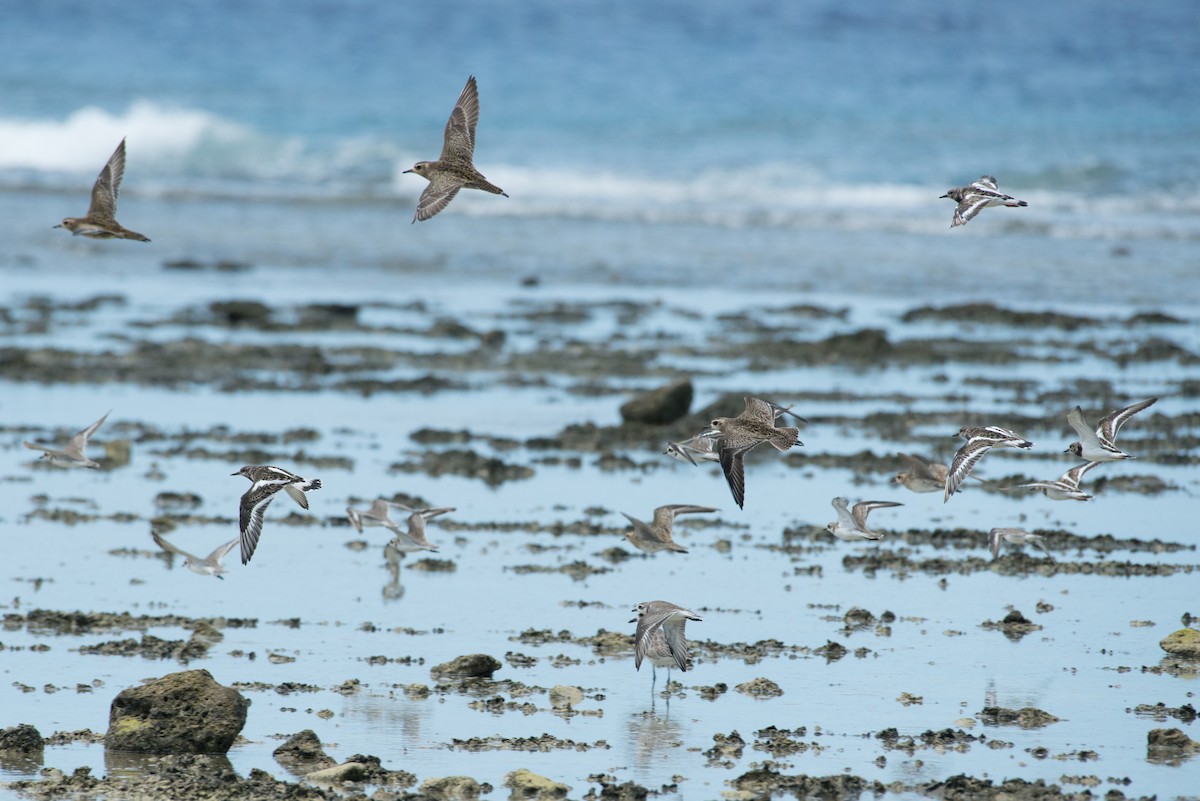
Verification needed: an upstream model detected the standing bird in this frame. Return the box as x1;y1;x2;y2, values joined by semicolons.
54;139;150;241
705;397;801;509
630;600;702;689
620;504;717;554
151;529;239;580
945;425;1033;502
23;411;111;469
1065;398;1157;462
1004;461;1101;501
826;497;903;541
989;527;1054;561
941;175;1028;228
232;466;323;564
404;75;507;222
893;452;951;494
387;505;454;556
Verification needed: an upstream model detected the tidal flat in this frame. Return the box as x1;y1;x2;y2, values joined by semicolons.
1;254;1198;801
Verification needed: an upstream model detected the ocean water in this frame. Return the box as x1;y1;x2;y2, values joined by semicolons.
3;2;1200;800
2;0;1199;301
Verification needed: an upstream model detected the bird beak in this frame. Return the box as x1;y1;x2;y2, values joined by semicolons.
52;224;62;229
627;616;638;624
402;168;413;174
230;471;240;476
939;193;950;199
1061;447;1071;453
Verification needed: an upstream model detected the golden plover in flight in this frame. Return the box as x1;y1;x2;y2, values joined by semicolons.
704;396;801;509
404;75;507;222
54;138;150;241
620;504;717;554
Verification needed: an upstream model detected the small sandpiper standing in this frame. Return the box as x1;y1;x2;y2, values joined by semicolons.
630;600;702;689
941;175;1027;228
620;504;717;554
945;425;1033;502
704;397;801;509
826;497;903;542
989;527;1054;561
1005;461;1101;501
232;466;323;564
23;411;111;469
151;528;239;579
1065;398;1157;462
404;75;507;222
54;138;150;242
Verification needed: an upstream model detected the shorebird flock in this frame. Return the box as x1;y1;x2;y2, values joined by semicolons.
34;74;1162;691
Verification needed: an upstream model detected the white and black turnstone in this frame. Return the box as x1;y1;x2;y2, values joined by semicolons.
232;465;322;564
945;425;1033;502
941;175;1028;228
1065;398;1157;462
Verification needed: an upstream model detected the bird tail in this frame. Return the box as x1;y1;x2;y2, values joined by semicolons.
768;427;800;451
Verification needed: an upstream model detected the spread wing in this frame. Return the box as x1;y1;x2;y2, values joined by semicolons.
851;500;902;530
440;75;479;160
413;174;462;222
1098;398;1157;442
206;537;240;564
65;411;110;459
972;175;999;193
151;530;197;561
283;483;310;509
87;139;126;221
952;194;993;227
239;488;278;564
718;443;750;509
741;396;776;424
944;439;993;501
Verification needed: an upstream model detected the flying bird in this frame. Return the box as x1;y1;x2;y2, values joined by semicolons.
945;425;1033;502
23;411;111;469
232;465;322;564
54;139;150;241
1065;398;1157;462
941;175;1028;228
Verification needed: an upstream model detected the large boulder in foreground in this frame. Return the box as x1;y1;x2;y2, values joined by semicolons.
619;379;693;425
105;669;249;753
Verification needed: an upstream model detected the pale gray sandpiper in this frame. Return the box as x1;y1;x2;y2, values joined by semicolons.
826;497;903;542
22;411;111;469
151;528;239;579
1065;398;1157;462
387;505;454;555
232;465;323;564
941;175;1028;228
54;138;150;242
620;504;718;554
944;425;1033;503
666;400;805;466
1004;461;1101;501
346;498;408;534
705;396;802;509
630;600;702;688
989;527;1054;561
893;452;951;494
404;75;507;222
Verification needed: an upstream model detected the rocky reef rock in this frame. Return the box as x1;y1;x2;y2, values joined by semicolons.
104;669;249;753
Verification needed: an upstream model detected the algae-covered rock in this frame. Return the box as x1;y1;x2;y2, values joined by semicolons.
505;768;570;799
432;653;502;679
1160;628;1200;658
104;669;249;753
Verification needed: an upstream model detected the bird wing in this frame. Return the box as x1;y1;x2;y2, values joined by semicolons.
897;452;935;480
1066;406;1100;445
831;497;855;528
1098;397;1156;442
953;194;994;226
22;441;54;455
1063;460;1101;488
65;411;110;459
944;439;993;501
440;76;479;160
988;528;1003;559
282;483;310;510
972;176;1000;193
622;512;663;544
718;443;750;509
206;537;241;565
741;396;776;423
87;140;125;221
239;488;277;564
636;603;693;671
151;530;196;561
851;501;902;530
659;612;693;672
413;175;462;222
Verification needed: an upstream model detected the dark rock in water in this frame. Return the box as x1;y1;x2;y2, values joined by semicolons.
505;769;570;799
209;300;270;327
419;775;488;800
104;669;249;753
979;706;1060;728
0;724;43;754
431;653;502;679
272;729;335;774
1147;727;1200;765
736;678;784;699
619;378;693;425
1160;627;1200;658
299;303;358;328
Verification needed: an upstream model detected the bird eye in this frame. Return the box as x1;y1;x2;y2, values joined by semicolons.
711;420;719;426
